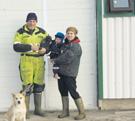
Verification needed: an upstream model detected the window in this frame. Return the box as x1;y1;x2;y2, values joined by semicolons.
109;0;133;12
104;0;135;17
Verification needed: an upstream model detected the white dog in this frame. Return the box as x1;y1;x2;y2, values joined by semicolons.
5;93;26;121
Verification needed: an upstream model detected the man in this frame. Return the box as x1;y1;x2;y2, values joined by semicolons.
13;12;49;118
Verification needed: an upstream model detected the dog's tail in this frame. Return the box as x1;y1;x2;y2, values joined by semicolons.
1;113;8;121
1;119;8;121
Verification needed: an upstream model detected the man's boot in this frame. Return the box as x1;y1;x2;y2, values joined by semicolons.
34;93;45;117
58;96;69;118
74;98;86;120
25;96;30;119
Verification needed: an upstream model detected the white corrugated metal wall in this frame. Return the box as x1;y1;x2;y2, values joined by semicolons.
0;0;45;111
102;4;135;98
45;0;97;110
0;0;97;111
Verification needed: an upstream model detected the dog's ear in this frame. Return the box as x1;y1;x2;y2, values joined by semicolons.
20;90;26;96
20;90;23;93
12;93;15;98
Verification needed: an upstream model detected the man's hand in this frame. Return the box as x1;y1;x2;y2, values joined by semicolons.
38;48;46;54
31;44;39;52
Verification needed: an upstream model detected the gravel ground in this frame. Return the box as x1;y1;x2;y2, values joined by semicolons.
0;110;135;121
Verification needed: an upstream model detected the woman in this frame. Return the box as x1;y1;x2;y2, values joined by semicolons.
53;27;86;120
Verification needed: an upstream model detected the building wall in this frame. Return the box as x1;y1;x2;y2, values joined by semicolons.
102;2;135;98
0;0;97;111
45;0;97;110
0;0;46;111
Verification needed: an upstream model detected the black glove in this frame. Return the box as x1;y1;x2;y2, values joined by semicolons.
40;35;52;48
46;35;52;41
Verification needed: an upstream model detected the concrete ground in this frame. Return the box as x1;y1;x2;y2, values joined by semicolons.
1;110;135;121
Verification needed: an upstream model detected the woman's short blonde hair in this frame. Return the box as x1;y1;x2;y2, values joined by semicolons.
66;26;78;35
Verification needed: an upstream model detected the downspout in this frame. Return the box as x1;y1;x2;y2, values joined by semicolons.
96;0;103;101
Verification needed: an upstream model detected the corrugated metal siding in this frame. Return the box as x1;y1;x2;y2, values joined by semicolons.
0;0;97;111
0;0;44;111
102;16;135;98
45;0;97;109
